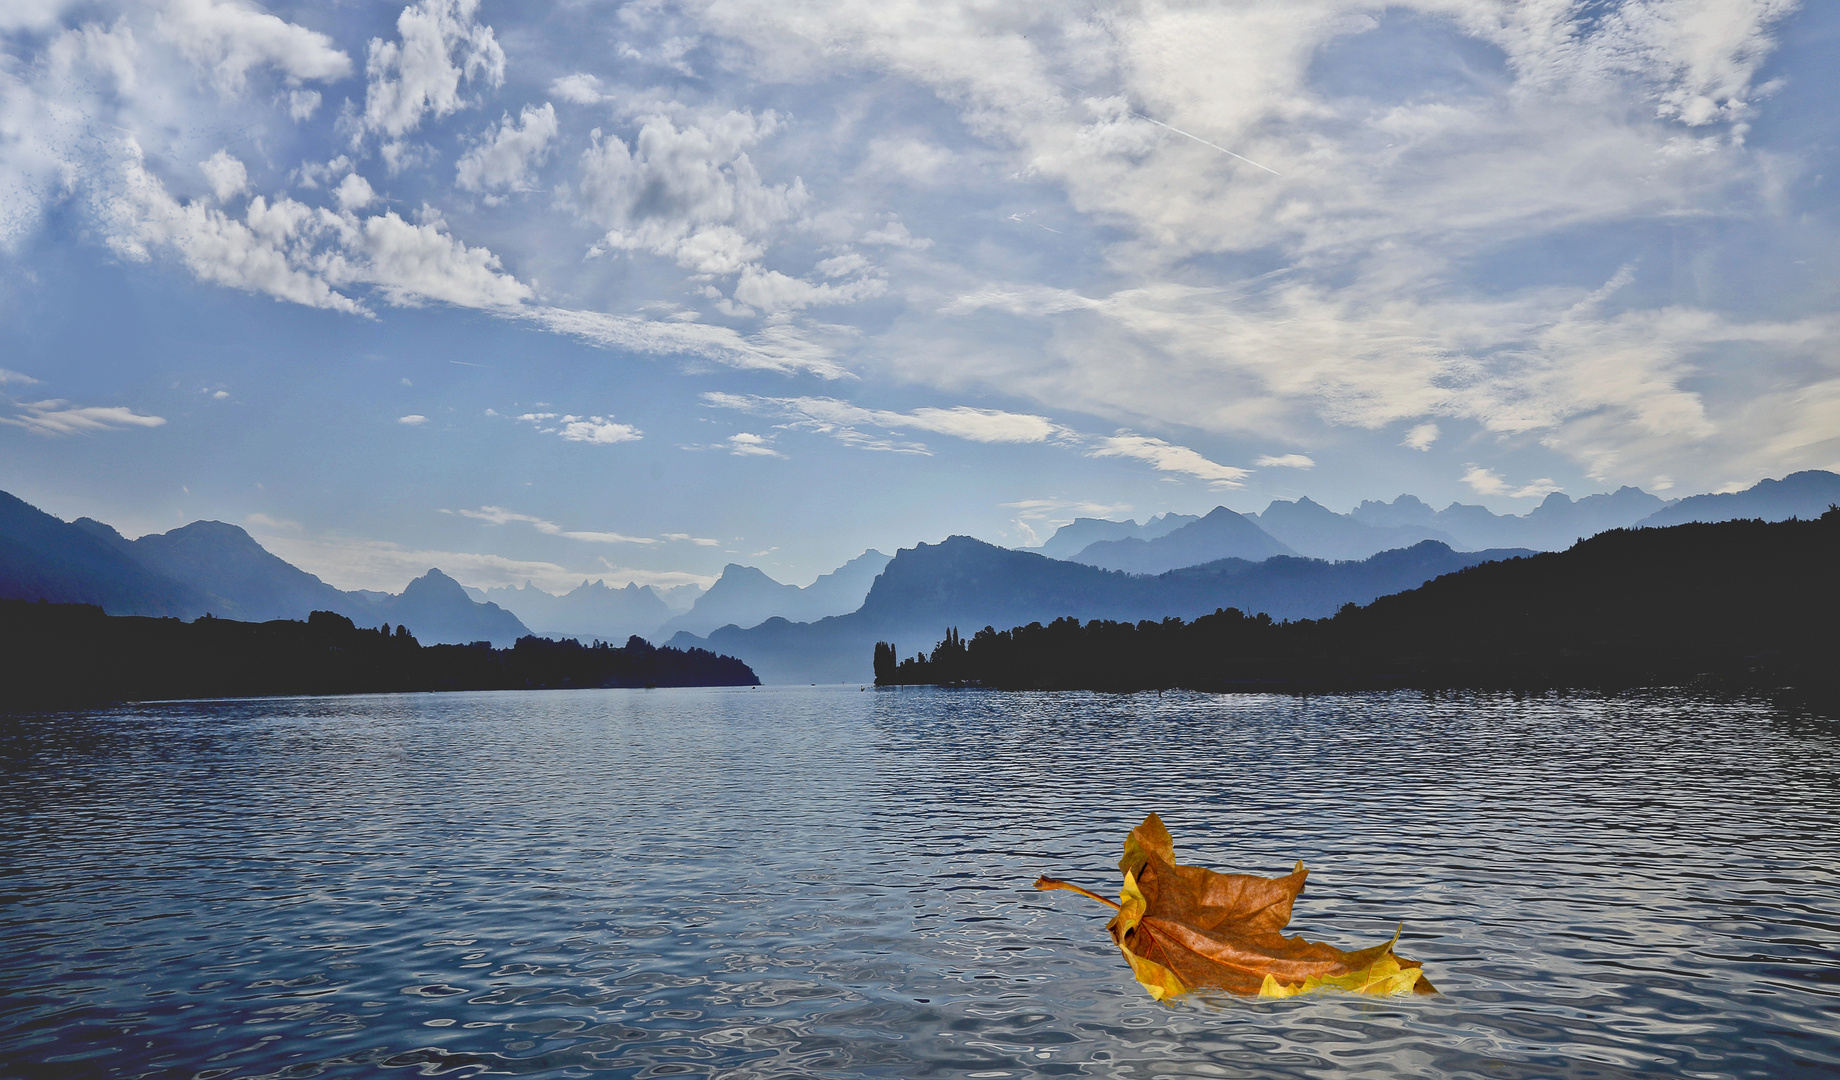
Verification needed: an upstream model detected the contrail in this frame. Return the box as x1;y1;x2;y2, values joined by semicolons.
1132;112;1281;175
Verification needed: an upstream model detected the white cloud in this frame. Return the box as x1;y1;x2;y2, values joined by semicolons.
333;172;375;211
862;216;933;249
398;413;427;424
200;150;248;202
1089;434;1249;488
1462;466;1562;500
454;505;657;545
286;88;321;120
99;142;365;314
0;2;70;32
1402;422;1440;451
571;108;805;273
673;0;1818;491
559;416;642;444
0;369;40;386
4;400;167;436
324;207;532;309
732;264;886;312
703;392;1063;451
457;103;558;195
513;410;641;444
1254;453;1315;469
362;0;504;139
549;73;606;105
159;0;352;94
522;306;850;378
95;140;530;315
726;431;782;457
1002;497;1134;522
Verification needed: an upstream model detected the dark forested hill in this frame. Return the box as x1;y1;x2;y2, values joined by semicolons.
0;603;757;710
877;514;1840;696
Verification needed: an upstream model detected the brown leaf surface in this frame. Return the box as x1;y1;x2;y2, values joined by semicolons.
1037;812;1437;999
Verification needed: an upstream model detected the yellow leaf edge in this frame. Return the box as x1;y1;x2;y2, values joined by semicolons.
1257;924;1425;999
1108;868;1190;1001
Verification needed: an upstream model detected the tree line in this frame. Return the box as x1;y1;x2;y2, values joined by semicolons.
875;512;1840;698
1;604;757;710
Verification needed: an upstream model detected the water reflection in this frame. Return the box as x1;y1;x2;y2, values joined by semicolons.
0;687;1836;1078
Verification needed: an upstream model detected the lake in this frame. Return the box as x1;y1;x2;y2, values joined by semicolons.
2;686;1836;1079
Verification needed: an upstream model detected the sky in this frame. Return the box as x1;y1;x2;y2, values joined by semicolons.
2;0;1836;592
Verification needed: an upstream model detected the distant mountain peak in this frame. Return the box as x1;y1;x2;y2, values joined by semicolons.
403;568;463;594
71;516;132;547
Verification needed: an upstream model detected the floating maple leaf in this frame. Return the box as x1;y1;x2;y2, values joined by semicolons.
1037;812;1436;999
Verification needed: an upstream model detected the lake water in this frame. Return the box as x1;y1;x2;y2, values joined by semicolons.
2;686;1837;1079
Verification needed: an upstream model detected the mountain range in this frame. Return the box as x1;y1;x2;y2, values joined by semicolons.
8;469;1835;680
654;549;893;638
1037;471;1840;568
2;492;528;646
1071;506;1295;573
471;578;673;644
667;535;1532;684
1032;512;1199;559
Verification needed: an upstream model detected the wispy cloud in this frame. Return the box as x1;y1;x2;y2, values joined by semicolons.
703;392;1062;453
725;432;783;457
1002;496;1136;545
1002;497;1135;522
1089;434;1249;488
1462;466;1562;500
3;400;166;436
451;505;657;544
399;414;428;425
0;369;40;386
245;529;579;593
1402;423;1440;451
1254;453;1314;469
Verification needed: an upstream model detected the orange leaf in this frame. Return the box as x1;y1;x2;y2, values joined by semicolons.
1038;812;1437;1000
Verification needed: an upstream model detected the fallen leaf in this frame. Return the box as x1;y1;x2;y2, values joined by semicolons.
1037;813;1436;999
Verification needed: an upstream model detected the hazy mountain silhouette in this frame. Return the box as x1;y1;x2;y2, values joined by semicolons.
1043;487;1674;570
654;582;707;615
2;492;207;616
668;534;1529;684
96;518;367;623
1253;497;1457;561
1636;470;1840;528
3;491;529;645
1071;506;1294;572
1371;487;1673;550
657;564;800;638
375;570;529;647
1033;513;1199;560
477;579;672;643
786;549;893;621
656;550;892;638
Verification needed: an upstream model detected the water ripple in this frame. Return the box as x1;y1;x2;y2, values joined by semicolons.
1;687;1837;1078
